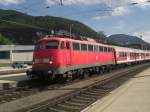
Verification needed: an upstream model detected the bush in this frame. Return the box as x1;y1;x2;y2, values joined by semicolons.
0;34;13;45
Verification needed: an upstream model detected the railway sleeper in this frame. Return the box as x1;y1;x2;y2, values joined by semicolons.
65;101;86;106
75;96;95;101
70;98;91;104
80;93;98;99
49;107;69;112
57;103;81;110
92;87;111;92
86;89;101;95
85;92;101;97
87;89;102;93
88;88;107;93
53;104;79;112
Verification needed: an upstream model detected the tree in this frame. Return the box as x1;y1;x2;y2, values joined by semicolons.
0;34;13;45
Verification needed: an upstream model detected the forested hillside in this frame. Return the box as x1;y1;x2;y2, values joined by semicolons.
0;9;105;45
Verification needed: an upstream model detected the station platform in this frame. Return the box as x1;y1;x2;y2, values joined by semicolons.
0;73;27;90
0;66;30;90
82;67;150;112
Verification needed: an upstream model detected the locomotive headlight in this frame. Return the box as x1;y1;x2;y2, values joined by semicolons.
50;61;53;64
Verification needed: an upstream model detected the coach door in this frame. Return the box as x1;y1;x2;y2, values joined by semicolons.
66;41;71;65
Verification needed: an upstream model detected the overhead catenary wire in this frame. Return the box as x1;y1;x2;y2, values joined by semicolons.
8;0;150;17
0;0;150;33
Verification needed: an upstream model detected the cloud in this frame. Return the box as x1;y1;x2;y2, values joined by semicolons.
112;21;125;30
133;32;140;36
133;31;150;43
0;0;24;5
46;0;111;6
142;31;150;43
46;0;149;6
112;7;130;16
46;0;150;17
93;15;109;20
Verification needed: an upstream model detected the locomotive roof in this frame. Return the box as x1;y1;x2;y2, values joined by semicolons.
40;36;113;48
39;36;150;53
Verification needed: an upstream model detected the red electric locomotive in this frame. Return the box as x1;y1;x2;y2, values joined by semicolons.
27;35;116;79
27;35;150;80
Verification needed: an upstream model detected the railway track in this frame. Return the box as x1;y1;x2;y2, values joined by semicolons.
0;79;67;104
0;64;123;104
0;68;112;104
18;63;150;112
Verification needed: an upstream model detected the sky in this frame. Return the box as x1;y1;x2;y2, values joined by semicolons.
0;0;150;43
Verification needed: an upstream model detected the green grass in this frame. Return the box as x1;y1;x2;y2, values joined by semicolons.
0;63;11;67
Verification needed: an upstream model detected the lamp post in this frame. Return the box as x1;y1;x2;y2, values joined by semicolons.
60;0;63;6
140;35;143;50
69;24;73;38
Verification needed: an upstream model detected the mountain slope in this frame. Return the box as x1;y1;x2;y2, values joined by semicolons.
107;34;150;49
0;9;104;45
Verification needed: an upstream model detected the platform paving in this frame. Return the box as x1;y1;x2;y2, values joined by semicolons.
82;66;150;112
0;73;27;90
0;80;17;90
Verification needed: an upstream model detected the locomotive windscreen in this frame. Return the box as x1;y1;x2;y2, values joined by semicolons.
34;40;59;50
45;41;59;49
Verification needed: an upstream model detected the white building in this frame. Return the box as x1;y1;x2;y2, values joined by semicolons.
0;45;34;64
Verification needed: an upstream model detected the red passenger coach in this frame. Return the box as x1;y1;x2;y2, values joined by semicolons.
27;35;116;79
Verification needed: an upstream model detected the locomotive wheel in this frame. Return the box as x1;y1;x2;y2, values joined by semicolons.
84;70;90;78
99;68;104;75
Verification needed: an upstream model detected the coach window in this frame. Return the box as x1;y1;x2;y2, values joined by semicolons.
61;41;65;49
88;45;93;52
107;48;109;52
108;48;111;52
66;42;70;50
73;42;80;50
125;52;127;57
99;46;103;52
81;44;87;51
110;48;113;52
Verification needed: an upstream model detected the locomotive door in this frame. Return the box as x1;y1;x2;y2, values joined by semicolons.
66;41;71;65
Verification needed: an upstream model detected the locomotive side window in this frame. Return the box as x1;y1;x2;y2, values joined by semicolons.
66;42;70;49
104;47;107;52
73;42;80;50
88;45;93;52
94;45;98;52
45;41;59;49
81;44;87;51
61;41;65;49
99;46;103;52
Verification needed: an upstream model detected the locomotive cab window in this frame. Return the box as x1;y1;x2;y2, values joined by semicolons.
45;41;59;49
34;42;41;50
